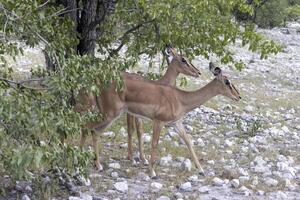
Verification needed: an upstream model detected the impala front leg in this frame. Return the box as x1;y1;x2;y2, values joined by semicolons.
176;122;205;176
91;130;103;171
136;118;148;165
149;120;164;178
127;114;135;161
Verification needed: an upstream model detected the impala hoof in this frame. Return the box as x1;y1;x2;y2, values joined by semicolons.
198;170;206;176
150;170;157;179
143;159;149;166
95;162;104;172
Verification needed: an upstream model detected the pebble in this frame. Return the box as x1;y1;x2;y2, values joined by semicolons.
212;177;224;186
156;196;170;200
230;179;239;188
119;127;127;137
188;175;198;182
103;131;115;137
151;182;163;191
264;177;278;187
179;182;192;191
198;186;210;194
111;172;119;178
159;154;173;166
181;159;192;171
21;195;31;200
113;181;128;193
109;163;121;169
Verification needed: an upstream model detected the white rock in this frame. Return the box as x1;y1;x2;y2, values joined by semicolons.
111;172;118;178
212;177;224;186
156;196;170;200
197;138;205;147
151;182;163;191
119;127;127;137
22;195;31;200
69;197;81;200
137;172;150;181
238;168;249;176
188;175;198;182
207;160;215;165
143;134;151;143
264;177;278;187
103;131;115;137
244;105;255;113
180;182;192;191
109;162;121;169
159;154;172;166
281;126;289;133
231;179;239;188
239;176;250;184
168;130;177;138
80;193;93;200
198;186;210;193
239;186;251;196
224;139;234;147
257;190;265;196
114;181;128;193
181;159;192;171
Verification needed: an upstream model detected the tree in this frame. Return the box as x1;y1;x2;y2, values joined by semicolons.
0;0;280;181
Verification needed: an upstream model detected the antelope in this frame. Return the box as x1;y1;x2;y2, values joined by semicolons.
75;46;201;168
79;62;241;178
126;47;201;165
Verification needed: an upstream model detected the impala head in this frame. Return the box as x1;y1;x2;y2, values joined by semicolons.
166;45;201;77
209;62;241;101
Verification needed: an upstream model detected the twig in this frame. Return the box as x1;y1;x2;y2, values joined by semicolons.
108;19;155;57
37;0;50;9
0;77;48;90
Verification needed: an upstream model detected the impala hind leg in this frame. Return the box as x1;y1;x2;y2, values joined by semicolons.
136;118;148;165
127;114;135;161
176;122;205;176
91;130;103;171
149;121;164;178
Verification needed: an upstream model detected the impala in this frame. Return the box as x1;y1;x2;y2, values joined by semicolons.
126;47;201;165
80;62;241;178
74;46;201;169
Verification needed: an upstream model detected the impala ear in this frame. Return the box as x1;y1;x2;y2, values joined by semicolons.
166;44;177;57
209;62;222;76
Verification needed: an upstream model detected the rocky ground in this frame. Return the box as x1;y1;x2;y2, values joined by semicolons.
1;22;300;200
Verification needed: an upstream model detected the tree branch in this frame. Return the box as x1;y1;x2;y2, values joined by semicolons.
0;77;48;90
108;19;155;57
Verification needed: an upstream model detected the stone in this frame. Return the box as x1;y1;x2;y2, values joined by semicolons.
179;182;192;191
238;186;251;196
181;159;192;171
137;172;151;181
103;131;115;137
207;160;215;165
111;172;118;178
143;134;151;143
239;176;250;184
151;182;163;191
198;186;210;194
80;193;93;200
69;197;81;200
156;196;170;200
21;195;31;200
224;139;234;147
212;177;224;186
230;179;239;188
244;105;255;113
196;138;205;147
119;127;127;137
174;192;184;199
188;175;198;182
159;154;173;166
15;181;32;193
109;162;121;169
264;177;278;187
114;181;128;193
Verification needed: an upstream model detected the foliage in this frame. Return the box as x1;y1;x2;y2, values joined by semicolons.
0;0;281;188
286;5;300;20
254;0;290;28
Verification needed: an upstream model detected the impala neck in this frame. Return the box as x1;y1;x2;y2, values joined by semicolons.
159;60;179;86
181;78;220;113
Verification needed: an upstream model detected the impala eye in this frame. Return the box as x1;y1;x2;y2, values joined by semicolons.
225;79;230;85
181;58;186;63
